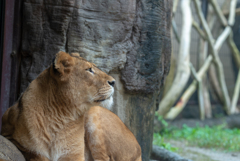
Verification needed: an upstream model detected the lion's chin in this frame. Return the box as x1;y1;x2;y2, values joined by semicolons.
99;96;113;110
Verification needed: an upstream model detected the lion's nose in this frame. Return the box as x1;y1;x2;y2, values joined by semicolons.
108;81;115;87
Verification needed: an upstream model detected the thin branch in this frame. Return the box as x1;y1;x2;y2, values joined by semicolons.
228;32;240;68
209;65;224;103
209;0;240;114
209;0;229;30
172;0;179;17
190;63;200;82
166;0;235;119
194;0;231;114
231;69;240;113
190;63;205;120
167;21;233;119
165;0;238;119
165;56;213;120
158;0;192;116
212;0;237;26
198;81;205;120
225;0;240;70
214;26;231;52
223;8;240;17
209;0;228;27
228;0;237;26
198;39;212;119
172;19;180;43
192;19;207;40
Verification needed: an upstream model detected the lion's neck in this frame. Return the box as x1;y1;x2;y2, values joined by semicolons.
45;85;83;120
37;71;89;122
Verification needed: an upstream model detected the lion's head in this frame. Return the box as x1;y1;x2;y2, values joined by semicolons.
48;51;115;111
23;51;112;114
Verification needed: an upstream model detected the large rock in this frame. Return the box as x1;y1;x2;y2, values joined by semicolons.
20;0;172;160
0;135;25;161
21;0;137;91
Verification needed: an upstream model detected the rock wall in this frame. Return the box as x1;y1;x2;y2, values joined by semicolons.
0;135;25;161
20;0;172;160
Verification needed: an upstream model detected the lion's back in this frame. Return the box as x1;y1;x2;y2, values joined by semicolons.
1;103;19;138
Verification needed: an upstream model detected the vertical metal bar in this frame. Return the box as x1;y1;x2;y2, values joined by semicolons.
0;0;4;130
0;0;5;87
0;0;15;129
9;0;22;106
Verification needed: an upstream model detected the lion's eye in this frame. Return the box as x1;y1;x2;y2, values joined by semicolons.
87;68;94;74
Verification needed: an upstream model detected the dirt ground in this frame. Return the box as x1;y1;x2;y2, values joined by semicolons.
167;140;240;161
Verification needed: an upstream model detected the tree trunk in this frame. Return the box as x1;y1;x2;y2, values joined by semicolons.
20;0;172;160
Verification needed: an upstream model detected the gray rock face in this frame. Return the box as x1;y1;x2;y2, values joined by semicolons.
21;0;171;94
21;0;136;91
0;135;25;161
20;0;172;160
121;0;172;93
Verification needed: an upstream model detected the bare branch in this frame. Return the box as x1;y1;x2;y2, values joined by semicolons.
165;0;239;119
231;69;240;113
172;0;179;17
209;0;228;26
192;19;207;40
172;19;180;43
223;8;240;17
228;0;237;26
214;26;231;52
198;81;205;120
228;32;240;68
158;0;192;116
198;39;212;119
165;56;213;120
190;63;205;120
190;63;200;81
194;0;231;114
209;65;224;103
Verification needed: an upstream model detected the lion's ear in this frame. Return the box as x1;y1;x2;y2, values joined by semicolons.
71;52;80;57
52;51;75;80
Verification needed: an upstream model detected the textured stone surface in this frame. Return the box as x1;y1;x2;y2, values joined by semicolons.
21;0;171;94
0;135;25;161
112;73;157;161
21;0;136;91
121;0;172;93
20;0;172;160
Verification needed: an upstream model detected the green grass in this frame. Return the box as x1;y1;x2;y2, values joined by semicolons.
154;124;240;152
153;133;179;152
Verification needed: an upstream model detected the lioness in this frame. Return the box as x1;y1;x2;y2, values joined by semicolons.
1;51;141;161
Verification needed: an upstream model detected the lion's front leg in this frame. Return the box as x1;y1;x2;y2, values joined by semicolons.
93;159;110;161
22;152;49;161
29;156;49;161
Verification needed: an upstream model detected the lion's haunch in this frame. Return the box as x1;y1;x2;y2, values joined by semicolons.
85;106;142;161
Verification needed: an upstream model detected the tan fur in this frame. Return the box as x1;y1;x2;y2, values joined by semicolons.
1;51;141;161
84;106;142;161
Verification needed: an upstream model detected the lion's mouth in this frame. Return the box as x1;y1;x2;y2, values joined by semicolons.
95;99;106;102
94;95;112;102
